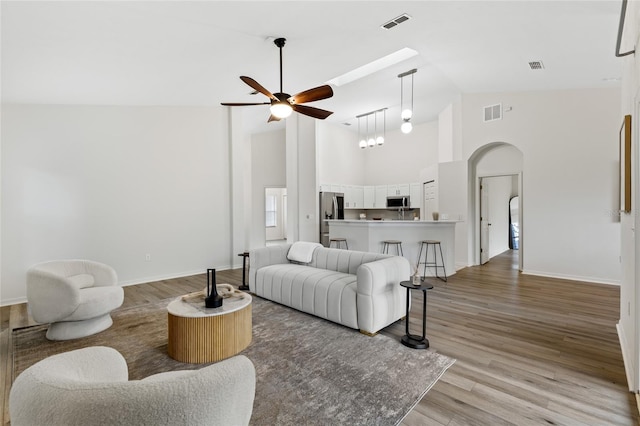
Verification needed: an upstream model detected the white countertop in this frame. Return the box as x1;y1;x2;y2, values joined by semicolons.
327;219;460;224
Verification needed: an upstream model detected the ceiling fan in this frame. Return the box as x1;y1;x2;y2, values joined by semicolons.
221;38;334;122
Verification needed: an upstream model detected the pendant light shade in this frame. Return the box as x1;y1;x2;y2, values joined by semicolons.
398;69;417;134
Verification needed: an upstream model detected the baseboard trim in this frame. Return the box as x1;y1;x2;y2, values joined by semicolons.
119;265;232;288
521;269;620;286
0;296;28;307
617;321;637;392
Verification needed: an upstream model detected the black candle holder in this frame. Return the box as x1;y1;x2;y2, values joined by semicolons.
205;268;223;308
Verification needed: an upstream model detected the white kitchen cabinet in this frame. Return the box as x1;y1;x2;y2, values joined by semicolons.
351;186;364;209
363;186;375;208
330;184;344;194
387;184;410;196
410;183;422;208
343;185;364;209
319;184;331;192
374;186;388;208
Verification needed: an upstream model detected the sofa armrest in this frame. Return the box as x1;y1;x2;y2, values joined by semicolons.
248;244;292;291
26;269;80;323
356;256;410;334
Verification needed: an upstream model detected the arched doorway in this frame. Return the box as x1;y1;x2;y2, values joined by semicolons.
468;143;523;270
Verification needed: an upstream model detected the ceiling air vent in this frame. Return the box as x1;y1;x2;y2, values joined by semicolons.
528;60;545;70
381;14;411;30
483;103;502;122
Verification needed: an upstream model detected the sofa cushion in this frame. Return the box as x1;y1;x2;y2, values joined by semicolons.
254;264;358;329
287;241;322;263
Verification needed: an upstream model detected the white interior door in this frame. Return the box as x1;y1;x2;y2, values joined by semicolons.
480;178;491;264
423;180;437;219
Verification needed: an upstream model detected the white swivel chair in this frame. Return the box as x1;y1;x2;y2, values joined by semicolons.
9;346;256;426
27;259;124;340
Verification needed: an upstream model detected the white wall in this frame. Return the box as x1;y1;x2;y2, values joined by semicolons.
462;88;621;284
1;105;231;305
364;121;439;185
249;129;286;249
317;122;365;185
317;120;439;188
436;160;468;270
617;0;640;392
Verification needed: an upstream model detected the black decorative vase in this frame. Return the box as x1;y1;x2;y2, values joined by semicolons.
205;268;223;308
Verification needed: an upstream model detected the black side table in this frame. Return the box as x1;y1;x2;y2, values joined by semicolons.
237;252;250;291
400;280;434;349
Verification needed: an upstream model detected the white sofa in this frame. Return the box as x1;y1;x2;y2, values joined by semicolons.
9;346;256;426
249;242;410;335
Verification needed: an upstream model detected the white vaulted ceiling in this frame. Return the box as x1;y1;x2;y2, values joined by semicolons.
1;1;624;133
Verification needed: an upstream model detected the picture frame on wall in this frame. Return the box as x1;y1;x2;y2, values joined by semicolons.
620;114;632;213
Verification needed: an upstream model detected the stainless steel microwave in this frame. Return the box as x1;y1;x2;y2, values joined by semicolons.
387;196;409;208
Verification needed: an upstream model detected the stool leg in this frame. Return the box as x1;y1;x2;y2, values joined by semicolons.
344;240;349;250
399;243;403;257
418;242;426;278
438;243;447;282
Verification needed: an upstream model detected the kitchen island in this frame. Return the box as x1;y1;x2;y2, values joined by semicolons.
328;220;458;277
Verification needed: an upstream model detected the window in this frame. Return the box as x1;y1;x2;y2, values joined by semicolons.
265;195;277;227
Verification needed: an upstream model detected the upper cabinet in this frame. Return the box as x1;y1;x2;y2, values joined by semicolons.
344;185;364;209
387;184;411;196
321;182;423;210
374;186;388;208
363;186;375;208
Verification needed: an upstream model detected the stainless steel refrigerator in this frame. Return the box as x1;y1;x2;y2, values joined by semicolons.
319;191;344;247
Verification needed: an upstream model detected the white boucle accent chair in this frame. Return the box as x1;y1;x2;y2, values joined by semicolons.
26;259;124;340
9;346;256;426
250;242;410;335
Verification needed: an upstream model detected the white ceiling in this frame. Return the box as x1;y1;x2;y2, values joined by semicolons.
1;1;624;134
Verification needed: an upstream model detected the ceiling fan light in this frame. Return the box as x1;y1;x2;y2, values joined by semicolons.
359;139;367;149
270;102;293;119
401;121;413;134
401;109;413;120
376;136;384;145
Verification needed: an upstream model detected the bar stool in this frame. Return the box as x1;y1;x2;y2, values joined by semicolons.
417;240;447;282
382;240;403;256
329;237;349;250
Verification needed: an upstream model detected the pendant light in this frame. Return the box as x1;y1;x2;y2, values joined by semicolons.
358;116;367;149
355;108;387;149
367;114;375;147
398;68;417;134
376;109;385;145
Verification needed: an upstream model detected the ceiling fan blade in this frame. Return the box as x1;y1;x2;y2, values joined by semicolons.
268;114;281;123
240;76;276;100
220;102;270;106
292;104;333;120
289;85;334;105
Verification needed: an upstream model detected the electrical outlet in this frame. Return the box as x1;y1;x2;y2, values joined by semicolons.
145;254;151;261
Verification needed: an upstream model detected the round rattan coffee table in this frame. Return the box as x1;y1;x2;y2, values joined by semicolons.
167;288;252;363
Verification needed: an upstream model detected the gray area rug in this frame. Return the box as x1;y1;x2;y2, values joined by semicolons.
13;296;455;425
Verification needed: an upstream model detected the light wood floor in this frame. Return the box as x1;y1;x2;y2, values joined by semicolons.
1;250;638;425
